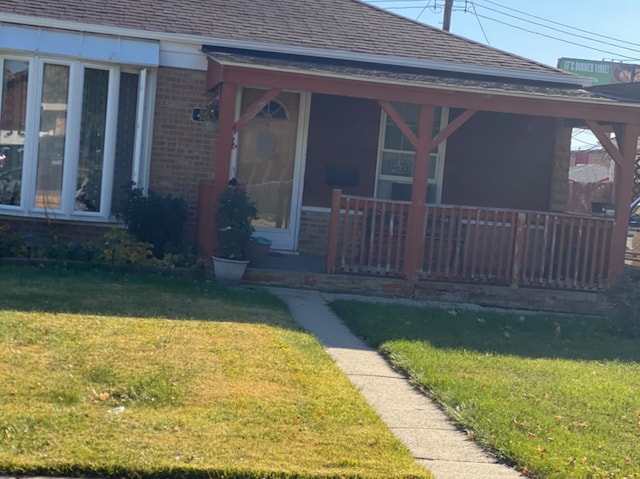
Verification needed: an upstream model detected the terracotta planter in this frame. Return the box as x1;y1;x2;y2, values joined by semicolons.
212;256;249;286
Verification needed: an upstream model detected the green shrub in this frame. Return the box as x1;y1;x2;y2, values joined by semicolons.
103;228;153;265
0;223;22;257
116;185;187;258
215;183;257;259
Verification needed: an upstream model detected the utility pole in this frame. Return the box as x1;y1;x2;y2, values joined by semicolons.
442;0;453;31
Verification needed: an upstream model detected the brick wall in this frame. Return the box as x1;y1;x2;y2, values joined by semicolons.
298;209;330;256
0;217;117;250
149;67;218;247
549;120;572;212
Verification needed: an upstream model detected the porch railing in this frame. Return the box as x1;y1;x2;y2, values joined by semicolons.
326;190;614;290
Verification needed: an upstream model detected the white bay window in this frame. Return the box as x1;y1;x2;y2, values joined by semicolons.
0;55;153;220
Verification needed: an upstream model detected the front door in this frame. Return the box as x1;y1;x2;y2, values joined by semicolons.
233;88;310;251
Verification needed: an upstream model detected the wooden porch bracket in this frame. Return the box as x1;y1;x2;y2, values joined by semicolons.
430;109;477;149
378;101;419;149
234;88;282;132
586;120;624;166
585;120;624;167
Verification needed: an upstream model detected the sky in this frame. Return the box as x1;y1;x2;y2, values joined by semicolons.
361;0;640;149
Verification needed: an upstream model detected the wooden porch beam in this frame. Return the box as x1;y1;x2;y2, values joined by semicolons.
430;109;477;149
378;100;419;149
220;65;640;125
586;120;624;167
234;88;282;132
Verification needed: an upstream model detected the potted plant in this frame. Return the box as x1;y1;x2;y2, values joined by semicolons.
213;179;257;285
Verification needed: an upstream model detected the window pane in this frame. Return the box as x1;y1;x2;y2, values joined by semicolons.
429;153;437;179
75;68;109;212
426;184;437;204
36;63;69;210
385;103;418;152
384;122;403;150
111;72;139;214
391;102;419;127
381;151;413;177
0;59;28;206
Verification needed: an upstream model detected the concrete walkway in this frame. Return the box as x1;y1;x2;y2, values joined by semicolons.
269;287;525;479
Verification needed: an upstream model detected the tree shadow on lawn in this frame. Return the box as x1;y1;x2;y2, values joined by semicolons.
0;265;297;329
330;300;640;363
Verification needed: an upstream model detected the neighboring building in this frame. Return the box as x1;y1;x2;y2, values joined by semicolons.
2;0;640;291
558;57;640;86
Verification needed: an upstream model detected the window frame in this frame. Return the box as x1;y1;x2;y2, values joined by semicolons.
0;54;154;222
374;104;449;204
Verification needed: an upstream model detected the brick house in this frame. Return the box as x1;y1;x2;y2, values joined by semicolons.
1;0;639;291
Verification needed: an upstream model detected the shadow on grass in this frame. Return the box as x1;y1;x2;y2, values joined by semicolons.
0;264;296;329
330;299;640;362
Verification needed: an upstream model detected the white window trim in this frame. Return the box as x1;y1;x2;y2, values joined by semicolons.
375;105;449;204
0;54;154;222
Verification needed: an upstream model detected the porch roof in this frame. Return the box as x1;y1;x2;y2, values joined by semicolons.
206;49;638;107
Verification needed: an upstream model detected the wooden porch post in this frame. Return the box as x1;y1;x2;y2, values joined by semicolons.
208;82;239;256
403;105;435;280
326;189;342;273
609;123;640;281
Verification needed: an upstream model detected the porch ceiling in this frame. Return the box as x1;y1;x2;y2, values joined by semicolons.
206;49;640;125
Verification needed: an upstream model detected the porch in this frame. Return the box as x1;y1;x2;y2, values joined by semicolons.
326;190;614;291
199;48;640;299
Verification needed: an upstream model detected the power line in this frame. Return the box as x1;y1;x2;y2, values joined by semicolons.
469;1;490;46
472;1;640;56
368;0;640;60
473;12;640;61
475;0;640;49
415;0;433;21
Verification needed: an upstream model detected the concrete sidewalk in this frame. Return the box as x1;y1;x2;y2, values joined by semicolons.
269;287;525;479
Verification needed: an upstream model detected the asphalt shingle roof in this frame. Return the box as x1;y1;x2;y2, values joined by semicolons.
207;49;606;100
0;0;567;76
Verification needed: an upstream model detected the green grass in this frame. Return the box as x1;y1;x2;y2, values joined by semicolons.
0;266;432;479
331;300;640;479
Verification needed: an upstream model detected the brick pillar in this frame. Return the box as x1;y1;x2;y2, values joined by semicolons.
548;119;572;212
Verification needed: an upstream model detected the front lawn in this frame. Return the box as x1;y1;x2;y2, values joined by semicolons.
331;300;640;479
0;266;431;479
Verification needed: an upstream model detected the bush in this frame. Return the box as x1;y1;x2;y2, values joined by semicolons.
103;229;153;265
215;183;257;259
0;223;22;257
116;185;187;258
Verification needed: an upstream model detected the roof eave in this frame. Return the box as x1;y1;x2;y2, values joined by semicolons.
209;54;640;109
2;12;587;87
